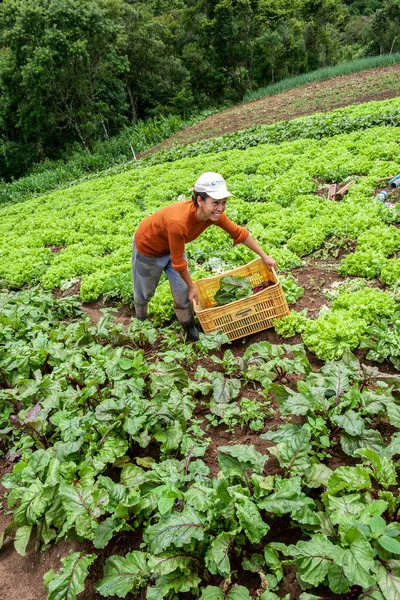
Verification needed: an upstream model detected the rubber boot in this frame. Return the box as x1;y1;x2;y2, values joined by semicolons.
175;307;200;342
135;303;148;321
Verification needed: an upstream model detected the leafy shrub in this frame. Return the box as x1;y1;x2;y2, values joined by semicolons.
380;259;400;289
356;226;400;257
302;310;367;360
287;227;328;256
339;250;387;279
331;287;398;322
102;271;134;306
274;310;308;338
279;274;304;304
301;287;399;360
149;280;175;325
360;312;400;368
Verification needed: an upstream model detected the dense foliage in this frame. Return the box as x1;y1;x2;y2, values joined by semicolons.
0;0;400;179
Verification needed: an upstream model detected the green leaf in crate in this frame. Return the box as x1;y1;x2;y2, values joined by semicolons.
214;275;253;306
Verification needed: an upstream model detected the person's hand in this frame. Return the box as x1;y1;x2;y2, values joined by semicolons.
188;285;199;304
262;255;277;272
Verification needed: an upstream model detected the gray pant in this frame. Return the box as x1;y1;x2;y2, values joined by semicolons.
132;238;191;317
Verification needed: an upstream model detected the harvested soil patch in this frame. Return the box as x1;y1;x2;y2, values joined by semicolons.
81;299;134;328
53;279;81;297
290;256;346;319
46;245;65;253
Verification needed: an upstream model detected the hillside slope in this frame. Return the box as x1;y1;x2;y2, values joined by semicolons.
140;64;400;155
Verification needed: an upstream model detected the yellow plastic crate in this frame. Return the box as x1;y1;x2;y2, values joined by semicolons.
193;258;290;341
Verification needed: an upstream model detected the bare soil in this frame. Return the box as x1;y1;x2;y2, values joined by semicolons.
2;66;400;600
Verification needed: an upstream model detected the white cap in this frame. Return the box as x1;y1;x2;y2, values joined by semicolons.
193;172;234;200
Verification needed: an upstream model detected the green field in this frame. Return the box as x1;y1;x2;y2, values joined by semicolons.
1;78;400;600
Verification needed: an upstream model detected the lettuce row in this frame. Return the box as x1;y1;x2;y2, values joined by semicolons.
1;125;400;309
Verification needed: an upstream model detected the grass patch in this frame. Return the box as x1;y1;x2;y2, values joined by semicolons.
0;108;222;205
243;53;400;103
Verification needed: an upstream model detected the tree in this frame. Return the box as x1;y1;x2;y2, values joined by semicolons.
0;0;128;178
367;1;400;55
122;4;192;119
192;0;262;101
300;0;345;68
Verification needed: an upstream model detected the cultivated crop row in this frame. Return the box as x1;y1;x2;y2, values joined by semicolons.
1;290;400;599
1;107;399;360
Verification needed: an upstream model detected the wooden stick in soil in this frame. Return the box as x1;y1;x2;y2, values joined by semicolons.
328;184;337;200
335;180;355;200
375;176;394;182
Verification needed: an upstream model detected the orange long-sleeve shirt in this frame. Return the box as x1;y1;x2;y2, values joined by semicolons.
134;200;248;272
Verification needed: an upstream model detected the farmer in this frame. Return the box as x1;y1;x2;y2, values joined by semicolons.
132;172;277;340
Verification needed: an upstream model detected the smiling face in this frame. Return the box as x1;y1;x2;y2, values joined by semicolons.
196;195;227;222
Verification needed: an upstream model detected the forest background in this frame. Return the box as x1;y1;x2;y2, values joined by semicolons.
0;0;399;182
